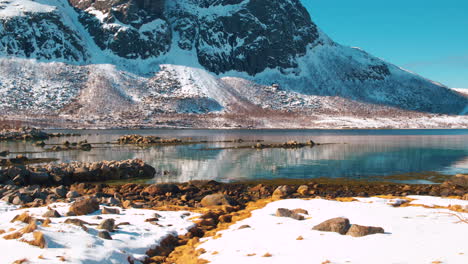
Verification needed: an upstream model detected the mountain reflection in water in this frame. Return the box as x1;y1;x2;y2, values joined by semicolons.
0;129;467;183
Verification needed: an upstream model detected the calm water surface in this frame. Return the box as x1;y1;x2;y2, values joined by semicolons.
1;129;467;183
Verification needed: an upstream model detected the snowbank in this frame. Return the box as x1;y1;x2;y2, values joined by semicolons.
0;202;197;264
198;196;468;264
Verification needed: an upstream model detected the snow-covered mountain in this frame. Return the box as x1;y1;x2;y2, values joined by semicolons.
0;0;466;128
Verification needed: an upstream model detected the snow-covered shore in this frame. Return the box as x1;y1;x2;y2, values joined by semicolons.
0;202;197;264
198;196;468;264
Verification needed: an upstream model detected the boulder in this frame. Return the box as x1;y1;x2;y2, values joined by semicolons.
53;186;68;198
66;191;80;199
291;208;308;215
97;219;115;232
275;208;304;220
143;184;180;196
346;224;385;237
29;172;50;185
42;209;61;218
102;207;120;215
312;217;351;235
12;193;33;205
297;185;309;195
64;218;89;230
69;198;99;215
200;193;236;207
272;185;295;199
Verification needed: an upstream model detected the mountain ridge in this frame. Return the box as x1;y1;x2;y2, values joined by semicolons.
0;0;467;128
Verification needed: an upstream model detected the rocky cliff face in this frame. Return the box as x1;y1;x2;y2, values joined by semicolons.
0;0;466;126
69;0;170;59
169;0;319;74
0;7;87;62
68;0;319;75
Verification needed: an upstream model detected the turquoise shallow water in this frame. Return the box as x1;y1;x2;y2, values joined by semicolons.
1;129;467;183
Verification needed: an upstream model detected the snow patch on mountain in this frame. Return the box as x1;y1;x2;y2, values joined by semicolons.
0;0;55;17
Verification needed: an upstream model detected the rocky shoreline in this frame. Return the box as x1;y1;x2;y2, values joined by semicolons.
0;127;78;141
0;128;467;263
0;166;466;263
0;159;155;187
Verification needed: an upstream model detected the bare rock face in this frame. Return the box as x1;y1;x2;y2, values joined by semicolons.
346;224;385;237
69;198;100;215
69;0;170;59
312;217;351;235
0;12;87;62
170;0;319;75
1;0;466;118
68;0;318;75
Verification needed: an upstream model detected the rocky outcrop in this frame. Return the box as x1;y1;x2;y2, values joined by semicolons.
168;0;319;75
0;10;87;62
117;135;182;145
1;0;467;120
0;127;49;141
69;0;170;59
0;159;156;186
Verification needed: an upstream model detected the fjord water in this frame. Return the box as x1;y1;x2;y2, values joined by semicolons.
1;129;467;183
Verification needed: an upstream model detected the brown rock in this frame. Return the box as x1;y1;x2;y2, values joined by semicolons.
297;185;309;195
312;217;351;235
101;207;120;215
462;193;468;201
143;184;180;196
97;219;115;232
272;185;295;200
291;208;308;215
69;198;99;216
218;215;232;223
346;224;385;237
275;208;305;220
64;218;89;231
42;210;61;218
200;193;236;207
122;200;132;208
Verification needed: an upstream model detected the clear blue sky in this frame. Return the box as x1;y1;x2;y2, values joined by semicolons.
302;0;468;88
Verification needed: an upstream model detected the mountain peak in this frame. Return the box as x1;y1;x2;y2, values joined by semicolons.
0;0;466;128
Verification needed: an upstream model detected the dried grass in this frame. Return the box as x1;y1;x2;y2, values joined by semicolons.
10;212;33;224
42;218;51;227
20;221;37;234
440;212;468;224
11;259;28;264
21;231;46;248
3;231;22;240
